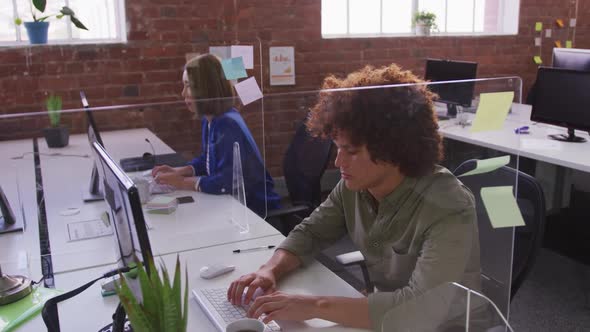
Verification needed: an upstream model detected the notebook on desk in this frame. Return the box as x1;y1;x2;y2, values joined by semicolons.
120;153;187;172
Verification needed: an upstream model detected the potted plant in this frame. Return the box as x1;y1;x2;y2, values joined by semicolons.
43;94;69;148
14;0;87;44
115;256;189;332
413;10;438;36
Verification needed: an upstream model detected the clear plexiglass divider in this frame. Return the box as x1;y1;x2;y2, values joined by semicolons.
1;76;530;330
380;282;514;332
262;76;525;324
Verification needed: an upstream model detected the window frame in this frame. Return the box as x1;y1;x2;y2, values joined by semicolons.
321;0;520;39
1;0;127;47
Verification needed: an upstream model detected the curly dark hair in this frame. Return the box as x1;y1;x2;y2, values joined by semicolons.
307;64;443;178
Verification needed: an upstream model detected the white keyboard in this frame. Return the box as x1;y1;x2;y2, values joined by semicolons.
192;288;281;332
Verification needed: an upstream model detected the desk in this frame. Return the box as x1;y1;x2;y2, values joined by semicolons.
439;103;590;173
0;139;42;280
39;129;279;273
20;236;367;332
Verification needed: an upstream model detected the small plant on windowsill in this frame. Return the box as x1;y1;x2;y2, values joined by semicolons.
43;94;70;148
14;0;87;44
413;10;438;36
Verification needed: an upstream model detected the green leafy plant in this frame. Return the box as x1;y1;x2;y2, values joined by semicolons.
413;10;438;30
14;0;88;30
115;256;189;332
46;94;62;128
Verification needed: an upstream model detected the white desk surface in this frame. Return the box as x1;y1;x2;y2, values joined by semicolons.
39;129;279;273
20;235;367;332
0;139;42;280
439;103;590;173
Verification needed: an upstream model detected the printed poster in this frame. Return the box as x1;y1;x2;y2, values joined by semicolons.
270;47;295;86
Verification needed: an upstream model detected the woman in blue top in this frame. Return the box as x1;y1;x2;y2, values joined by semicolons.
152;54;280;217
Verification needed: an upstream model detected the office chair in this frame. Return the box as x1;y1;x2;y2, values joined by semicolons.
334;160;546;303
266;118;333;235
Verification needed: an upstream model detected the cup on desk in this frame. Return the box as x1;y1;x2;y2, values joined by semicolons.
132;176;150;204
226;318;265;332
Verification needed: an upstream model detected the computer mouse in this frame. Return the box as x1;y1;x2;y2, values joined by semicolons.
142;152;153;160
199;264;235;279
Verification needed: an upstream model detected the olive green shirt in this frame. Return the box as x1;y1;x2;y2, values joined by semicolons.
278;166;481;330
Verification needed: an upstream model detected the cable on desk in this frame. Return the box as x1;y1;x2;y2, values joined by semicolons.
11;151;90;160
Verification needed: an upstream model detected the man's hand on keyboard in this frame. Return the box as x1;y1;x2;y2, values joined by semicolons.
227;269;277;306
152;165;176;177
247;292;318;324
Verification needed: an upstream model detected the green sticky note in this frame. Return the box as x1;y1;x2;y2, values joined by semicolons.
470;91;514;133
0;287;62;331
458;156;510;177
535;22;543;31
221;57;247;80
481;186;525;229
533;56;542;64
565;40;573;48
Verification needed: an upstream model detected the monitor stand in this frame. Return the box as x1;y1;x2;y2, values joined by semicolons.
83;165;104;202
447;104;458;118
548;128;586;143
0;216;22;234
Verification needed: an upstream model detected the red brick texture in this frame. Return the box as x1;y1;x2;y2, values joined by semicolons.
1;0;588;175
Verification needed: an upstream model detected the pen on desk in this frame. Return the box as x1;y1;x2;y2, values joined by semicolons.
233;245;276;253
514;126;530;134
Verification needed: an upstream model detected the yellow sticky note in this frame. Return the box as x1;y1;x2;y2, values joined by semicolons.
535;22;543;31
554;40;562;48
481;186;525;229
566;40;573;48
458;156;510;177
555;19;564;28
533;56;542;65
471;91;514;133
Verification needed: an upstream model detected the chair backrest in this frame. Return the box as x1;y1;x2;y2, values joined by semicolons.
283;118;333;208
454;159;546;314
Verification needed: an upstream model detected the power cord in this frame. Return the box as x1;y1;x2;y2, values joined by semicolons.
11;152;90;160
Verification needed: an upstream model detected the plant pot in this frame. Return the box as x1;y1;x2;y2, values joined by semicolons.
43;127;69;148
414;23;431;36
24;22;50;44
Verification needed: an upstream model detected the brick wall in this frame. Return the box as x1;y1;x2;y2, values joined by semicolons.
1;0;588;175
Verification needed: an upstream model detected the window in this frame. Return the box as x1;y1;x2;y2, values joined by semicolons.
321;0;520;38
1;0;126;45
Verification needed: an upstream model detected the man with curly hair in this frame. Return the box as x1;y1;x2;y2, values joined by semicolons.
227;64;481;330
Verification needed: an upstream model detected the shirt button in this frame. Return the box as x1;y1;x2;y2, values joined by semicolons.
373;242;379;248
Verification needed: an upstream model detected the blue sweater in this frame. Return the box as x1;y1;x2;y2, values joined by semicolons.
189;109;281;217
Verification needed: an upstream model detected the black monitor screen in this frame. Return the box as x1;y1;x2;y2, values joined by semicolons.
531;67;590;134
425;59;478;107
91;141;153;270
552;48;590;71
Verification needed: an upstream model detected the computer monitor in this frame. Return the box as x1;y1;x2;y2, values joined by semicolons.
90;141;153;270
0;185;20;234
531;67;590;143
82;91;104;202
552;48;590;71
424;58;478;117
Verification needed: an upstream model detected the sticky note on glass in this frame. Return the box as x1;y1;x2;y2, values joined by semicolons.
533;56;542;64
221;57;247;80
231;45;254;69
535;22;543;31
458;156;510;177
481;186;525;229
554;40;562;48
209;46;231;60
566;40;573;48
235;77;263;106
545;29;552;38
555;19;564;28
534;37;541;46
570;18;576;27
471;91;514;133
